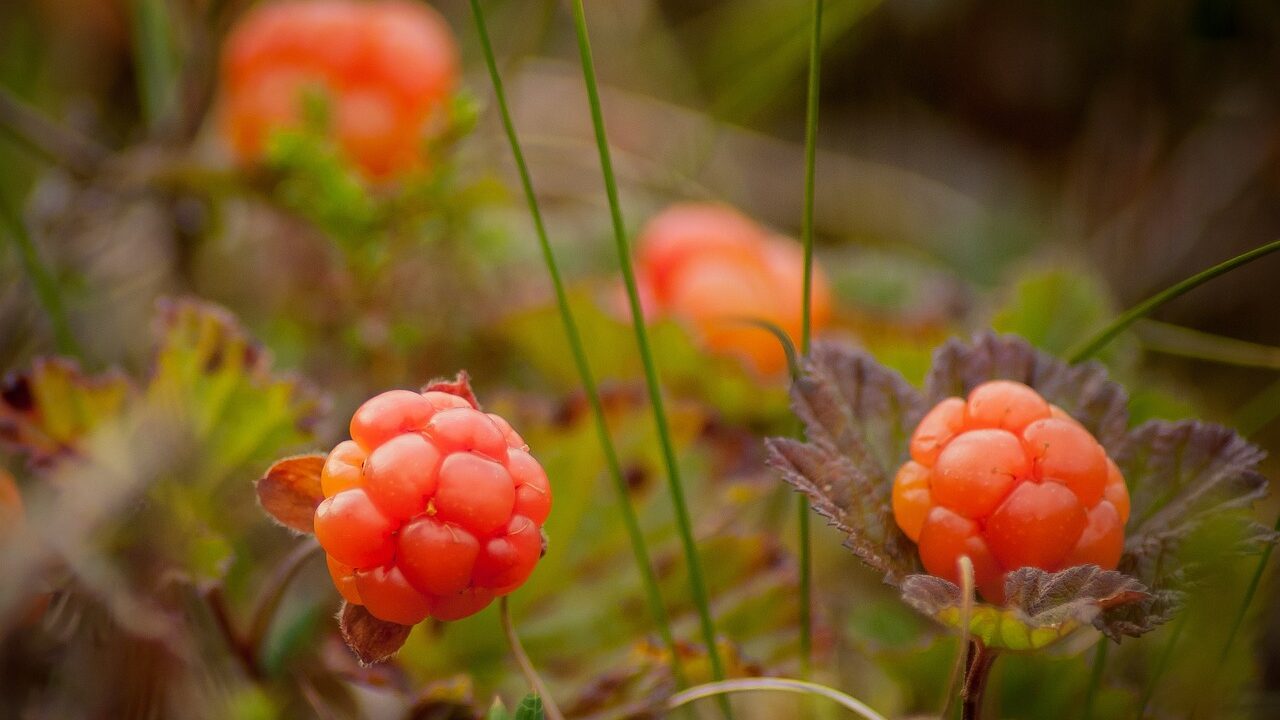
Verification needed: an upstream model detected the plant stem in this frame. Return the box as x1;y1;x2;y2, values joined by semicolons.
1081;640;1107;720
961;642;998;720
500;596;565;720
130;0;177;130
0;194;79;355
1068;239;1280;362
940;556;975;718
797;0;824;678
467;0;685;687
666;678;888;720
247;538;321;654
0;87;108;177
1136;611;1188;717
567;0;729;702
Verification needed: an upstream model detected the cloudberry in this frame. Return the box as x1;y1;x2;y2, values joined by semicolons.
314;387;549;624
220;0;459;180
633;203;833;376
893;381;1129;602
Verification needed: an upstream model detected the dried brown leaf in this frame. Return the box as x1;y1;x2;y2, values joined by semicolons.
338;601;412;666
422;371;480;410
256;454;326;533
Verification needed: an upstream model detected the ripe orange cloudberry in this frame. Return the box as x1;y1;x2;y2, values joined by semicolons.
220;0;459;180
892;380;1129;602
633;203;833;376
314;388;549;624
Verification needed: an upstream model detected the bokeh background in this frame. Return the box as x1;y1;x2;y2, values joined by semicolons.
2;0;1279;718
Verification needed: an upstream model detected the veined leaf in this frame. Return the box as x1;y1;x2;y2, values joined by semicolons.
256;454;326;534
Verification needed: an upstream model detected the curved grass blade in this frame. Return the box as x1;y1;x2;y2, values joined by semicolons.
1068;239;1280;362
667;678;889;720
467;0;685;686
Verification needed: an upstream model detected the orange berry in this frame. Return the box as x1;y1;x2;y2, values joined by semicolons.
350;389;435;451
1063;501;1124;570
1104;458;1130;525
910;397;966;466
220;0;458;180
354;565;433;625
433;452;515;536
985;481;1087;571
326;555;363;605
917;506;1005;602
636;203;769;304
965;380;1051;433
314;489;396;569
895;383;1126;601
473;515;542;593
361;433;441;521
431;587;495;622
321;440;366;497
317;382;549;624
892;461;932;542
1023;418;1108;506
397;516;479;596
932;429;1030;519
424;408;510;463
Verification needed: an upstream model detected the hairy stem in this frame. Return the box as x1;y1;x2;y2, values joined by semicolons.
961;642;998;720
567;0;729;703
500;596;565;720
467;0;685;686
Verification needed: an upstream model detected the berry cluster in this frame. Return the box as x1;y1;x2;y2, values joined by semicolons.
633;203;833;376
893;380;1129;602
314;389;550;624
221;0;458;179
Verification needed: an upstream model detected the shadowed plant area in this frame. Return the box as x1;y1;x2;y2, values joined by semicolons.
2;1;1280;719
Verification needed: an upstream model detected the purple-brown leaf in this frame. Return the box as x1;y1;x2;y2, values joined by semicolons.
338;602;412;666
1116;419;1274;584
765;342;926;584
924;332;1129;451
256;454;326;533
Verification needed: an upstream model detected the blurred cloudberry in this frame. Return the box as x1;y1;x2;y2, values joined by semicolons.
893;380;1129;602
315;388;549;624
220;0;458;179
633;203;833;376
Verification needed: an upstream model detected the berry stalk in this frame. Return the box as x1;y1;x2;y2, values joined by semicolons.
500;596;565;720
467;0;685;686
568;0;731;706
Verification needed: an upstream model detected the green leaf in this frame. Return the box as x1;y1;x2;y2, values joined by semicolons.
765;341;926;584
512;693;544;720
901;565;1149;651
992;267;1124;361
486;697;509;720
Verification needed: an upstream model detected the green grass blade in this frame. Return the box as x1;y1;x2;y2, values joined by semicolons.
467;0;685;686
0;193;78;355
797;0;824;676
567;0;730;709
130;0;177;129
1068;239;1280;362
1080;640;1107;720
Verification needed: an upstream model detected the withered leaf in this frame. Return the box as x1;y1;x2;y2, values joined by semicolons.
901;565;1150;650
422;371;480;410
765;342;925;585
924;332;1129;451
338;601;412;666
256;454;326;533
0;358;133;466
1117;419;1274;585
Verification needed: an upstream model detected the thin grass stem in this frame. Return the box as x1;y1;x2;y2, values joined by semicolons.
500;596;566;720
796;0;824;678
567;0;730;711
0;194;79;355
467;0;685;686
667;678;888;720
